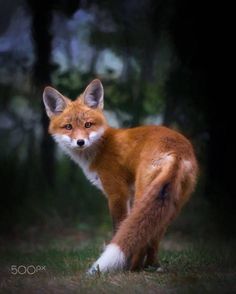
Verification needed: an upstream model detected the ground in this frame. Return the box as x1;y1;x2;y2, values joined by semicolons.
0;223;235;294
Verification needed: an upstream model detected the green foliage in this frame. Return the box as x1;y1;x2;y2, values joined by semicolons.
52;70;89;99
143;82;165;115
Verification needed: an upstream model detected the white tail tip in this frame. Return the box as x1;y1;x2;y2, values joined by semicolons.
87;243;126;274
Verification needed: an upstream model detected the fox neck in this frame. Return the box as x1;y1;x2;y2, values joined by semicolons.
55;127;111;192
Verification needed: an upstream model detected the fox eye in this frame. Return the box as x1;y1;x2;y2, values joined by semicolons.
84;122;92;128
64;124;72;130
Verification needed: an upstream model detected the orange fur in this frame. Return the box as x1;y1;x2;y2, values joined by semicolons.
43;79;198;273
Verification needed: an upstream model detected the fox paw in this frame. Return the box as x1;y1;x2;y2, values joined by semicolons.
144;265;164;273
87;264;101;276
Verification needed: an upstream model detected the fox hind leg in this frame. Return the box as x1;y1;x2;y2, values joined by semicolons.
144;227;166;270
128;247;147;271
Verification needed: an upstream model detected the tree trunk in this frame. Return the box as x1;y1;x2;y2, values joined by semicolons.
27;1;55;186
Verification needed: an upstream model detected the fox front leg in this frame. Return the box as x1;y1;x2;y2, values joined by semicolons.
108;195;129;233
102;179;130;233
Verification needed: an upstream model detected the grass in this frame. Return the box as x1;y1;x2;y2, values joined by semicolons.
0;227;235;294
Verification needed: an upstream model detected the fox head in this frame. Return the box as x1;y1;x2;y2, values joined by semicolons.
43;79;108;151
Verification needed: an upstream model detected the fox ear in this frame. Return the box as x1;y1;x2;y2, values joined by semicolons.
43;87;68;118
83;79;104;109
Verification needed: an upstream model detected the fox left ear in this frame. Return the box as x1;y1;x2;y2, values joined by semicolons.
83;79;104;109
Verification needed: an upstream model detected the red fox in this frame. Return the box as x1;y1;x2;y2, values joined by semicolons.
43;79;198;274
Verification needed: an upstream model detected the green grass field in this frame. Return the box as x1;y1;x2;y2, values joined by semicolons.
0;225;235;294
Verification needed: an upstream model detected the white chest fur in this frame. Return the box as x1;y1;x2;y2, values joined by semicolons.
75;156;104;192
68;152;103;192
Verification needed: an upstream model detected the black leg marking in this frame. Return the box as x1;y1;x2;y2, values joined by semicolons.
158;183;170;201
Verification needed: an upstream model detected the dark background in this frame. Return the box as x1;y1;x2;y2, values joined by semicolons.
0;0;234;241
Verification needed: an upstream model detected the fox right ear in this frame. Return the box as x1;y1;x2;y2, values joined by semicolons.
43;87;68;118
83;79;104;109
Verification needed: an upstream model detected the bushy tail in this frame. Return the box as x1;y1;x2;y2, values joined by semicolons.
88;155;182;274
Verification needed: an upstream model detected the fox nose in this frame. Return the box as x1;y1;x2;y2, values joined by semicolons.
77;139;85;147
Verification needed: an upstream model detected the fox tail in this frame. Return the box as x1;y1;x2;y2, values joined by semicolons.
88;155;191;274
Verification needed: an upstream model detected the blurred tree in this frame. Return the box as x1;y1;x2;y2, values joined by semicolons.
27;0;81;186
27;0;55;186
0;0;19;35
166;0;235;233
